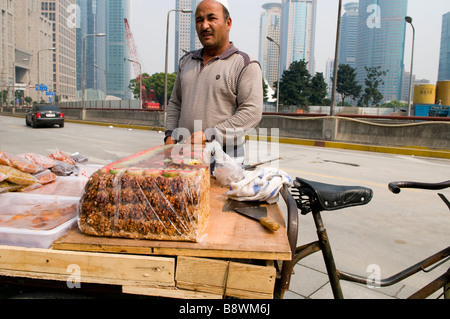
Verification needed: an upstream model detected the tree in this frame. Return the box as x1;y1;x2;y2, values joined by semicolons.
278;60;312;108
24;97;33;105
309;72;328;106
0;90;7;105
335;64;361;104
359;66;387;107
262;79;269;102
129;72;177;105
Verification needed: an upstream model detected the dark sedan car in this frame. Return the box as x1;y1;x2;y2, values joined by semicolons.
26;104;65;128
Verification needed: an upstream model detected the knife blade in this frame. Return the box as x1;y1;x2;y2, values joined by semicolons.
234;207;281;232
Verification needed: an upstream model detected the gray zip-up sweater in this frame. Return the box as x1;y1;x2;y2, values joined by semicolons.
165;43;263;146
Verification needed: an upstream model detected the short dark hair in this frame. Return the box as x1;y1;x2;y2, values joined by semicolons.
222;5;230;21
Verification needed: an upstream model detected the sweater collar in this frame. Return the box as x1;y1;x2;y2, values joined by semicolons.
192;42;239;61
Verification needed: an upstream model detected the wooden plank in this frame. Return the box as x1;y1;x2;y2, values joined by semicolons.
176;256;228;295
53;179;291;261
123;285;223;299
0;245;175;287
175;256;276;299
225;262;276;299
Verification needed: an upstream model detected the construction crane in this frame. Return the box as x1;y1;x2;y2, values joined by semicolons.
124;18;160;109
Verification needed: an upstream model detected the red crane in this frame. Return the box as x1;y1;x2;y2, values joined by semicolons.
124;18;141;80
124;18;160;109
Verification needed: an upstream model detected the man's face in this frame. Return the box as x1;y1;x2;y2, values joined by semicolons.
195;0;232;51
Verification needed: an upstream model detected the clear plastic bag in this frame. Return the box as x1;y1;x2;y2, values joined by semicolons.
78;145;210;243
21;153;56;169
0;152;46;174
0;172;8;183
34;169;57;185
48;150;76;165
207;141;245;187
51;160;75;176
70;152;89;164
0;165;37;186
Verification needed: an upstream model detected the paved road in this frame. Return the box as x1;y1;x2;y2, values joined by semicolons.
1;115;449;299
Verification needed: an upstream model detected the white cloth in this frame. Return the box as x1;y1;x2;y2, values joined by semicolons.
216;0;230;12
226;167;292;204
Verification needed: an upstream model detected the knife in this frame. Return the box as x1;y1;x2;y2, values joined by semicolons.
234;207;281;232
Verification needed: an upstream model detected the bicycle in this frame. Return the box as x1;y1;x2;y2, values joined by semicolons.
278;178;450;299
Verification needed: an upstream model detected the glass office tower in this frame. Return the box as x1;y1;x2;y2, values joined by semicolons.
175;0;201;71
259;3;282;90
76;0;107;100
338;2;359;68
105;0;131;100
280;0;317;75
356;0;408;103
438;12;450;81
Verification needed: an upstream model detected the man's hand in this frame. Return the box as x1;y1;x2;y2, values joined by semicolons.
186;131;206;146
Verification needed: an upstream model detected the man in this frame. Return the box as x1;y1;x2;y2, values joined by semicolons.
164;0;263;163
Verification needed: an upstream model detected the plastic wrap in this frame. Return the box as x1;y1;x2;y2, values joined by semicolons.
0;165;37;186
0;152;45;174
0;193;78;248
21;153;56;169
51;160;75;176
48;150;75;165
208;141;245;187
34;170;57;185
0;172;8;182
78;145;210;242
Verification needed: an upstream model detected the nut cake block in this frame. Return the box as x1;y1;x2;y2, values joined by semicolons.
78;145;210;242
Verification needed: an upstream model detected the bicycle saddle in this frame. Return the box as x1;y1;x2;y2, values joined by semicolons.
294;178;373;212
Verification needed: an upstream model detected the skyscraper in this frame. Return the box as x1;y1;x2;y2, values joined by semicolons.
105;0;132;100
259;3;282;90
0;1;14;105
280;0;317;74
41;0;78;101
355;0;408;103
438;12;450;81
175;0;201;71
12;0;53;104
76;0;107;100
338;2;359;68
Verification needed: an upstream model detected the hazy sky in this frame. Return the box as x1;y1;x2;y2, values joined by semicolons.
131;0;450;83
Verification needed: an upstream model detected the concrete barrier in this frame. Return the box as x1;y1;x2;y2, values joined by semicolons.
259;115;450;150
2;107;449;152
61;108;165;128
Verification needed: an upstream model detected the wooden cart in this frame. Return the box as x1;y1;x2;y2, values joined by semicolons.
0;179;298;299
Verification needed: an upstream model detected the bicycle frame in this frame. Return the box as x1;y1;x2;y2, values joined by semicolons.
294;206;450;299
288;183;450;300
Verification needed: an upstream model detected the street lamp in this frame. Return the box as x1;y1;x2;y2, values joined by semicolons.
82;33;106;119
38;47;56;102
267;36;281;113
164;9;193;115
405;16;415;117
93;64;107;99
127;58;143;107
330;0;343;117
